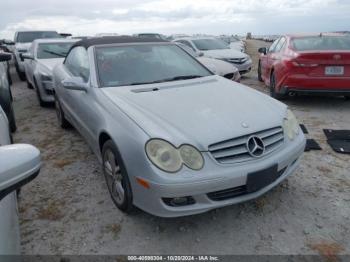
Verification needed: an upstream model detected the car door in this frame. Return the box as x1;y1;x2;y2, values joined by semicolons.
0;107;20;254
60;47;99;146
260;38;280;80
26;44;36;86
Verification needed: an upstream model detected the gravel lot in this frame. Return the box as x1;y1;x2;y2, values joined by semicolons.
11;40;350;256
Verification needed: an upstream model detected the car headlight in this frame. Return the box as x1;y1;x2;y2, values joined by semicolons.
146;139;204;173
283;109;299;140
179;144;204;170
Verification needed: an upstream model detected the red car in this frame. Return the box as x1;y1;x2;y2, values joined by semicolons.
258;33;350;99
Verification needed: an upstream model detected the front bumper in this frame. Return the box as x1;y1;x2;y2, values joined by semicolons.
230;59;252;75
132;133;306;217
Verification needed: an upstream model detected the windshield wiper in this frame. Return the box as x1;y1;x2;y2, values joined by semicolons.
42;50;66;57
130;75;204;86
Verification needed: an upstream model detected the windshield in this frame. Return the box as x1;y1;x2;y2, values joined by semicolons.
192;38;229;50
96;44;211;87
16;31;61;43
291;36;350;51
37;42;74;59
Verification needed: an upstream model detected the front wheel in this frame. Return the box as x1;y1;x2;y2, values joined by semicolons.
270;72;286;100
8;103;17;133
257;60;263;82
54;95;70;128
102;140;133;213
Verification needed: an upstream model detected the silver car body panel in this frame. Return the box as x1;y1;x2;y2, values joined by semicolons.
0;106;20;254
53;42;305;217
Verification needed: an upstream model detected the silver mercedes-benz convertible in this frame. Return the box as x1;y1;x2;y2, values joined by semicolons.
53;36;305;217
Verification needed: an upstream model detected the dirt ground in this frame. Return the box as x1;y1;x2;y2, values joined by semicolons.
10;40;350;255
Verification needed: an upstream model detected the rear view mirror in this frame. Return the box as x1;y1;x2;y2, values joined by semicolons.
0;52;12;62
62;76;88;92
258;47;267;55
20;53;33;62
0;144;41;201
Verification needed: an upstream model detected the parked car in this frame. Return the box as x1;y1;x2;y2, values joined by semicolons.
22;38;77;106
173;37;252;74
176;42;240;82
0;52;16;132
53;36;305;217
258;33;350;99
0;41;13;86
13;31;62;81
0;105;41;254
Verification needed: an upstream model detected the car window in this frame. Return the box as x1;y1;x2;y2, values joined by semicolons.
15;32;61;43
176;43;197;57
192;39;229;51
64;46;90;82
37;42;74;59
268;38;281;53
95;44;211;87
180;40;195;51
291;36;350;51
274;37;286;52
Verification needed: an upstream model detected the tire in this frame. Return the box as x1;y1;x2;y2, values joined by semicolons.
8;102;17;133
27;80;34;89
258;60;263;82
270;72;286;100
15;61;26;81
54;95;70;128
102;140;134;213
34;79;47;107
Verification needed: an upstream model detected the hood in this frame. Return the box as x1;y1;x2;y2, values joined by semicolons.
101;76;286;151
38;58;64;71
15;43;31;51
197;57;238;76
203;49;247;60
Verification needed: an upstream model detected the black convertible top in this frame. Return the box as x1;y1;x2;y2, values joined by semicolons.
72;36;168;49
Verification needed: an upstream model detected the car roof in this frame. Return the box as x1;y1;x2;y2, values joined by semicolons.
16;30;58;33
72;36;168;49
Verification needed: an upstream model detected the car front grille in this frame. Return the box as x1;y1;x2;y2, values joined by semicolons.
223;73;234;79
226;57;248;64
208;126;284;164
207;166;287;201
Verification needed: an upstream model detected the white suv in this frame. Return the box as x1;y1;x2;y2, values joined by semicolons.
13;31;61;81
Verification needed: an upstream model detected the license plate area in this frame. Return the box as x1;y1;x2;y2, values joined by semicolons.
325;66;344;76
246;165;280;193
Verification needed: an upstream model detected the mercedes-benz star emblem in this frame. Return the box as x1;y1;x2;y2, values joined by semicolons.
246;136;265;157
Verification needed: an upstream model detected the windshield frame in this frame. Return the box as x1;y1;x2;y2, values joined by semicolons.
93;42;213;88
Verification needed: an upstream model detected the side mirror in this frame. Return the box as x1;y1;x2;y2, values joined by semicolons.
258;47;267;55
20;52;33;62
0;144;41;201
62;76;88;92
0;52;12;62
198;52;204;57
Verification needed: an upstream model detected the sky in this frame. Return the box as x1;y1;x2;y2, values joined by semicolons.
1;0;349;39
